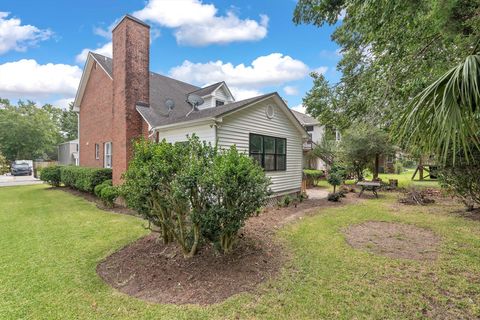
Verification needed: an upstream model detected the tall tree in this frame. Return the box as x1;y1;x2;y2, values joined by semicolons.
294;0;480;130
0;99;77;161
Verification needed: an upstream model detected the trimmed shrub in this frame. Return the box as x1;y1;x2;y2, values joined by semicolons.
60;166;112;193
40;165;61;187
327;192;341;202
303;169;324;187
121;136;270;258
94;180;113;197
100;185;118;208
327;172;343;193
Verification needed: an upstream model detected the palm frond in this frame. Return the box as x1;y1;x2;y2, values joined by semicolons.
395;55;480;164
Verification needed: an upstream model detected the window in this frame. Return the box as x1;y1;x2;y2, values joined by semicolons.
249;134;286;171
305;125;314;132
95;144;100;159
104;142;112;168
215;99;225;107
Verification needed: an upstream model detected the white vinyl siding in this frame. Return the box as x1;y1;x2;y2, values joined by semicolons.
217;98;304;194
158;122;216;144
214;86;230;104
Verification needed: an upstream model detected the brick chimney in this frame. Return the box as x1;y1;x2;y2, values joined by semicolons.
112;15;150;185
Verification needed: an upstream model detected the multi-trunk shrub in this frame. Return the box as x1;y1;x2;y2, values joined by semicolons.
40;165;112;193
121;135;271;257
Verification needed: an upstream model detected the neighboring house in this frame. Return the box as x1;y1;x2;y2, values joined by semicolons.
73;15;308;195
291;110;326;170
58;139;79;166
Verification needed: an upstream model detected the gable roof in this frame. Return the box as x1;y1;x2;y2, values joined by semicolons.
75;53;307;137
188;81;223;97
291;109;320;126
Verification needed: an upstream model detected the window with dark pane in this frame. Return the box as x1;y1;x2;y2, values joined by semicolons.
249;133;286;171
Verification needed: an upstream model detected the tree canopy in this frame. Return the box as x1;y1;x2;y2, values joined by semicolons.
295;0;480;130
0;99;77;161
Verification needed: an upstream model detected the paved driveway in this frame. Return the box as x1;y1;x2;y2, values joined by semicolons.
0;173;43;187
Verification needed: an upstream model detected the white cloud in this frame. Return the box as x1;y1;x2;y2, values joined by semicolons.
170;53;309;100
229;87;263;100
175;13;268;46
133;0;268;46
0;12;52;54
75;41;112;64
291;104;306;114
0;59;81;100
312;66;328;75
53;97;75;109
283;85;298;96
170;53;309;88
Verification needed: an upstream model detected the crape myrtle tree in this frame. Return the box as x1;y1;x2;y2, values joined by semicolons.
338;126;393;181
121;135;271;258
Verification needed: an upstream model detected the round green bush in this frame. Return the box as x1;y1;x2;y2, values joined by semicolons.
100;185;118;208
40;166;61;187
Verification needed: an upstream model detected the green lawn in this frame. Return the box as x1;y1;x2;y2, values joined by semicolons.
1;185;479;319
316;169;439;190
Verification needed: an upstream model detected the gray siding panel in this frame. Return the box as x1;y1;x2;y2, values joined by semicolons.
217;98;303;194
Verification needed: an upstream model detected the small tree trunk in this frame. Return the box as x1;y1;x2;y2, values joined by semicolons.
373;154;380;180
419;156;424;181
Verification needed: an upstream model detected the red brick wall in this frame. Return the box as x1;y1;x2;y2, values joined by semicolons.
112;17;150;185
79;61;113;168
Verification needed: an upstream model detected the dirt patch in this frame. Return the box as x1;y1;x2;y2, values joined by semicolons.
344;221;440;261
52;187;138;216
97;193;361;305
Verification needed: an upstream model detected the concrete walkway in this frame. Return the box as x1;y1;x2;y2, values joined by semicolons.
306;187;329;199
0;174;43;187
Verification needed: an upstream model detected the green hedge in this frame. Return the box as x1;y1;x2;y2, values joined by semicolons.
60;166;112;193
40;166;61;187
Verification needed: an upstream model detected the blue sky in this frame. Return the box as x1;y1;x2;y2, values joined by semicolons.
0;0;341;111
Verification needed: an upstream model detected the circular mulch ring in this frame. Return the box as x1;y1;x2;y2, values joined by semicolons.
97;233;286;305
344;221;440;261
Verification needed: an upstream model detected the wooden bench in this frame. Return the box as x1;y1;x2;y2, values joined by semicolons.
357;181;381;198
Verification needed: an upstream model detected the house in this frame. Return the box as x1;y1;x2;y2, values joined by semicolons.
57;139;79;166
73;15;308;195
291;110;326;170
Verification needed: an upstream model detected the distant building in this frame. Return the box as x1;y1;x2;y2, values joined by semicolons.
291;110;326;170
58;139;79;166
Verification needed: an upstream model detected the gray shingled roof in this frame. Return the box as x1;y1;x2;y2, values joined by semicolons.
90;53;277;128
188;81;223;97
291;109;320;126
137;93;275;127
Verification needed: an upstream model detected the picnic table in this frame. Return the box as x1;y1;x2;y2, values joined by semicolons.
357;181;381;198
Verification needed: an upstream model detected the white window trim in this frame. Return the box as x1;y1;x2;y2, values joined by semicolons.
104;142;112;168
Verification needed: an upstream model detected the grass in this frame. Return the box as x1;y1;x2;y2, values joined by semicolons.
316;169;439;191
1;185;479;319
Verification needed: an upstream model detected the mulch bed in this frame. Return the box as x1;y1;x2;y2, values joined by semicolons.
51;186;137;216
97;193;361;305
344;221;441;261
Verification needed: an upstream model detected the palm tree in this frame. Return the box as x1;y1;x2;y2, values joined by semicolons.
396;54;480;164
